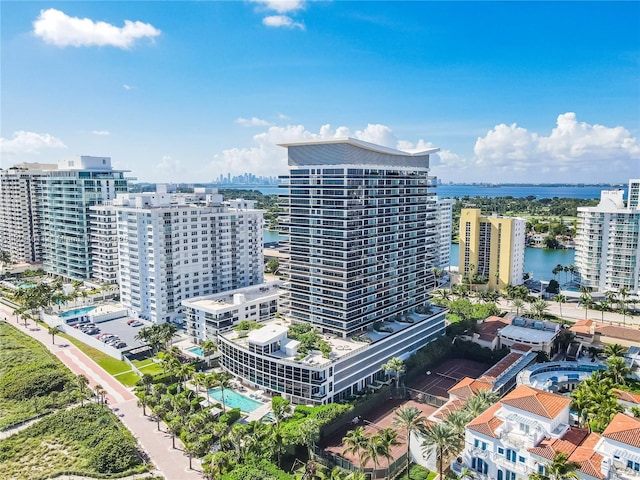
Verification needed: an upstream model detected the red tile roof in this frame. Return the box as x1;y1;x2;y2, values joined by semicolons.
570;319;595;336
595;325;640;342
467;403;502;438
601;413;640;448
432;399;467;421
510;343;534;352
527;428;589;461
501;385;571;419
479;352;523;382
448;377;493;400
475;316;510;341
569;433;605;480
613;388;640;405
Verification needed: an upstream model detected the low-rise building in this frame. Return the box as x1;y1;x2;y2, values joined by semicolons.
217;306;446;405
569;320;640;350
182;281;283;342
469;315;561;355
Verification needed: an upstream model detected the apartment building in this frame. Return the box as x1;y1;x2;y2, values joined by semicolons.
0;163;56;264
114;186;263;324
575;180;640;293
435;196;454;269
215;138;448;404
183;281;282;341
278;137;443;337
89;204;119;284
459;209;527;289
39;156;128;280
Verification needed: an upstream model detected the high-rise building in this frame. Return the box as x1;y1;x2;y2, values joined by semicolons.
215;139;448;405
278;138;442;337
458;209;527;289
0;163;56;264
435;196;454;269
89;204;119;284
40;156;128;280
114;186;264;324
575;180;640;293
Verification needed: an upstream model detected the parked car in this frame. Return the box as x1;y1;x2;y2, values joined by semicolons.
131;321;143;327
127;319;136;325
115;342;127;349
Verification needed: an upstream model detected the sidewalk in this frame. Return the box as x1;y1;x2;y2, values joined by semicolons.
0;305;203;480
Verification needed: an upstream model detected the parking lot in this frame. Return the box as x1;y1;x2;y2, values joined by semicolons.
71;316;150;351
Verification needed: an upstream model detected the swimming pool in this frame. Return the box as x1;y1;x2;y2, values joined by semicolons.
207;387;263;412
187;346;203;357
59;306;96;319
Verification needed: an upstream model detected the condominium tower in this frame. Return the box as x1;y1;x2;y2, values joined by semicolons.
40;156;128;280
459;209;527;289
0;163;56;264
575;180;640;293
114;186;264;324
216;138;448;404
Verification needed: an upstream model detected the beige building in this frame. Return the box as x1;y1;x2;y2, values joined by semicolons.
459;208;526;289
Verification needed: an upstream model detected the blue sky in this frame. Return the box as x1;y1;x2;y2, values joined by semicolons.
1;1;639;183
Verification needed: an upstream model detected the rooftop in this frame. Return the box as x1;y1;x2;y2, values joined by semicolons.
500;385;571;419
278;137;440;156
601;413;640;448
448;377;493;400
185;282;282;312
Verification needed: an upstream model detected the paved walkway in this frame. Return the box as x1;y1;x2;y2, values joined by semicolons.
0;305;203;480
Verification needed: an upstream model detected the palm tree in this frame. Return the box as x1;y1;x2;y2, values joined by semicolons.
382;357;406;386
374;427;401;477
544;452;581;480
76;374;89;405
203;373;217;407
214;372;232;412
432;289;451;304
512;298;525;316
141;373;154;394
529;298;549;320
94;384;105;405
605;356;632;385
201;339;217;367
604;343;626;357
596;300;610;323
271;396;291;467
464;390;500;418
553;294;567;322
47;325;61;344
579;289;593;320
137;390;150;416
177;362;195;393
421;422;461;480
342;426;369;466
160;322;178;349
392;406;428;479
167;416;183;449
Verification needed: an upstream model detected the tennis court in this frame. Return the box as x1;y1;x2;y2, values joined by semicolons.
407;358;490;400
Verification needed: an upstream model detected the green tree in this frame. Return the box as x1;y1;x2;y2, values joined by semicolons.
512;298;525;317
373;427;401;477
579;290;593;320
214;371;232;412
604;344;627;358
529;298;549;320
553;294;567;322
605;355;632;385
392;406;428;480
382;357;406;386
342;426;369;466
47;325;61;344
421;422;461;480
201;339;218;367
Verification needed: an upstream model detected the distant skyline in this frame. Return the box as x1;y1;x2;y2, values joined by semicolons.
1;1;638;184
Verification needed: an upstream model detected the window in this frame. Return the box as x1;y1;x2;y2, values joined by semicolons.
498;448;504;455
519;456;525;463
506;449;517;462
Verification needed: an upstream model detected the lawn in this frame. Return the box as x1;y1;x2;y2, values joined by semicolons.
114;371;141;387
0;404;148;480
0;322;75;430
138;362;164;376
60;333;131;375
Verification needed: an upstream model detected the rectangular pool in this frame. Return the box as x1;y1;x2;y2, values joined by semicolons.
187;346;203;357
59;306;96;319
207;387;263;413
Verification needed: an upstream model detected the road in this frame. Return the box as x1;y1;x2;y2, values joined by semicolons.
497;297;640;328
0;305;203;480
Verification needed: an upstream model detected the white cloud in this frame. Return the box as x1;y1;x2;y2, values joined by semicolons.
211;123;440;177
470;113;640;181
251;0;305;14
157;155;185;176
91;130;110;136
0;131;67;155
262;15;305;29
33;8;161;49
123;84;135;91
236;117;272;127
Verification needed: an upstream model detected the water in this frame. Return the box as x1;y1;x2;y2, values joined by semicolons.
221;184;621;200
449;243;574;284
264;230;287;244
207;387;263;412
187;346;203;357
59;306;96;319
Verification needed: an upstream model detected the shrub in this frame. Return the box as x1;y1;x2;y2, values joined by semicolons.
0;362;70;400
87;433;140;473
219;408;241;426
